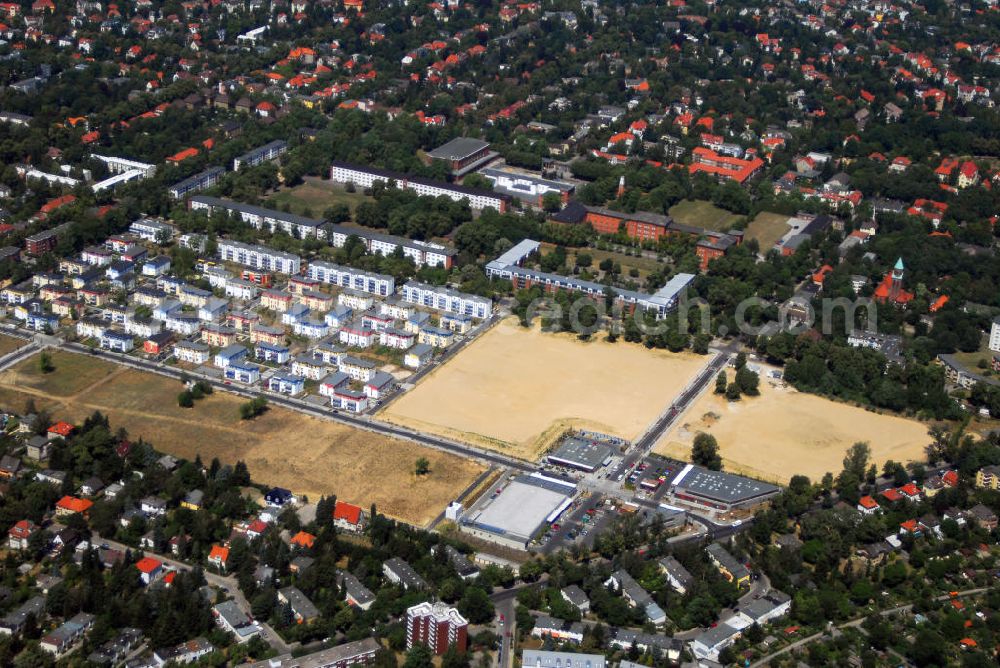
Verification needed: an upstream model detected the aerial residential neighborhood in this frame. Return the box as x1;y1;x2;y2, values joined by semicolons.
0;0;996;666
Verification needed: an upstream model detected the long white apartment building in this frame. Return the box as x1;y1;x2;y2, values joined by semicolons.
401;280;491;319
90;154;157;178
327;225;456;269
330;160;510;212
305;261;395;296
217;240;302;275
189;196;328;240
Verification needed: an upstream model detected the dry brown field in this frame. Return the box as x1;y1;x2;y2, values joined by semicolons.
655;368;932;482
382;318;710;460
0;352;482;526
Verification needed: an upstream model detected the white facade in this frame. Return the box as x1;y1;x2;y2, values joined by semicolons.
401;281;491;319
217;240;302;275
330;161;507;211
306;261;394;296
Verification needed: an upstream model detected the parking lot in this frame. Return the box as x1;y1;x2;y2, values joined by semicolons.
539;494;616;554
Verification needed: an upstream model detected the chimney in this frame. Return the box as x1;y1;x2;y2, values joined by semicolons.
617;175;625;199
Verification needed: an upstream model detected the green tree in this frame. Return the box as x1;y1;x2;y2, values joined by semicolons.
178;390;194;408
39;352;54;374
692;432;722;470
403;644;434;668
415;457;430;476
714;371;728;394
735;366;759;396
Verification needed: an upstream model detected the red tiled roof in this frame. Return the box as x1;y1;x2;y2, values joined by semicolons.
858;495;879;509
333;501;362;525
56;496;93;513
290;531;315;548
47;421;73;437
135;556;162;573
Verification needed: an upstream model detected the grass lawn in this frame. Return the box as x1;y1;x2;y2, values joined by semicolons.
668;199;742;232
0;335;25;358
266;177;372;217
746;211;792;251
539;243;666;280
950;337;997;374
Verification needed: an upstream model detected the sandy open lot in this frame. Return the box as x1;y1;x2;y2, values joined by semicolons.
0;353;483;526
655;369;932;482
382;318;710;460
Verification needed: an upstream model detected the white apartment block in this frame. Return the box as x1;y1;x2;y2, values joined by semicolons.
190;196;327;240
129;217;175;242
330;160;508;212
306;261;395;297
92;154;157;179
327;226;455;269
401;281;491;319
217;240;302;275
990;317;1000;353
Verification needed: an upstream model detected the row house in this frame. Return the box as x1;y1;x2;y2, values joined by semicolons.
293;319;329;339
291;356;328;380
339;320;375;348
380;327;415;350
224;362;261;384
325;305;353;329
124;318;162;338
299;290;334;312
202;324;239;348
361;310;393;332
261;290;294;312
255;342;290;365
267;373;304;396
174;340;211;364
249;325;285;346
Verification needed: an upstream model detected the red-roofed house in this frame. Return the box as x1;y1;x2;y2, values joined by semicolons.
208;544;229;569
290;531;315;549
135;556;163;584
56;496;93;517
246;519;268;539
957;161;979;188
8;519;38;550
899;482;921;500
333;501;365;532
857;496;880;515
47;421;74;439
881;488;902;502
